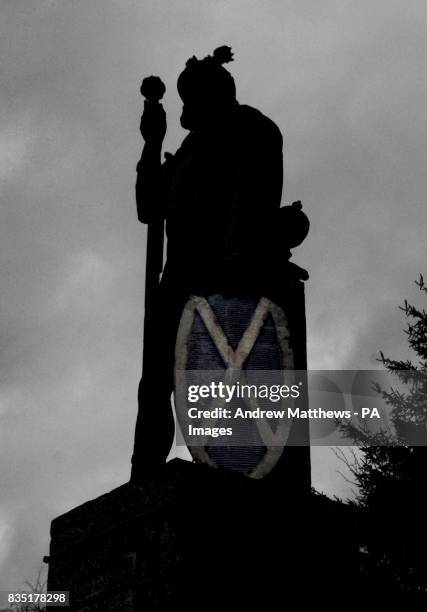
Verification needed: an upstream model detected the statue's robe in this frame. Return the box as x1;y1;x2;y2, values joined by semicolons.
140;103;283;294
132;103;284;471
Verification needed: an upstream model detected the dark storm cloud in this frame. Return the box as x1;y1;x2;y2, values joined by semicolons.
1;0;426;590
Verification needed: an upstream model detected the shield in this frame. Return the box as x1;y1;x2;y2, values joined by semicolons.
174;293;299;479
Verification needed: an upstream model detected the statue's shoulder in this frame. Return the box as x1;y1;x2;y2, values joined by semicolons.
237;104;283;145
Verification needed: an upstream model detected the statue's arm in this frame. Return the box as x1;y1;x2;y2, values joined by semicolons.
234;122;283;212
223;123;284;259
249;123;283;211
135;101;167;224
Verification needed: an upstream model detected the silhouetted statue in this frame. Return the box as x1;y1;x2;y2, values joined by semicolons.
131;47;309;480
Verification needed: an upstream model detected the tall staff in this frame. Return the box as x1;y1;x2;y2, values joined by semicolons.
138;76;167;376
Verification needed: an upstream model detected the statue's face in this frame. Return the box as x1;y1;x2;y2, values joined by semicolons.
177;68;236;132
179;93;234;132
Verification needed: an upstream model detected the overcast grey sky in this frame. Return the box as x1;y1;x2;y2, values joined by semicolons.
1;0;426;592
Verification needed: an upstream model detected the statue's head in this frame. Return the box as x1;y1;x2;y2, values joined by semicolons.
177;46;237;131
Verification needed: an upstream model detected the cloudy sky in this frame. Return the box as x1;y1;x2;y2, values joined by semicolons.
1;0;426;592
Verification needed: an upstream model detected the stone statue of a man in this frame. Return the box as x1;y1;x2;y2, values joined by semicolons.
131;46;285;479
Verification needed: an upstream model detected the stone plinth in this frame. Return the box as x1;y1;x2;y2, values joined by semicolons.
46;458;359;610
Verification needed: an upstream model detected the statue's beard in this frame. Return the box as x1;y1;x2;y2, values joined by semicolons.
180;101;237;132
180;106;205;131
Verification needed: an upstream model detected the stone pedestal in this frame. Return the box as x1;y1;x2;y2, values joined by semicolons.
46;458;359;610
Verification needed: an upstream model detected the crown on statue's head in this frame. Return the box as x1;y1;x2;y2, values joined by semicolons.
178;46;236;103
185;46;234;69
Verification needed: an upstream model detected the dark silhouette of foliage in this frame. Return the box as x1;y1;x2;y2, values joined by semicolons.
344;274;427;593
